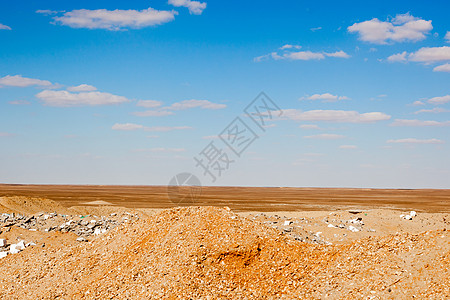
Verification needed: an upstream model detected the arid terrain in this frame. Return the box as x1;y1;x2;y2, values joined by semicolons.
0;185;449;299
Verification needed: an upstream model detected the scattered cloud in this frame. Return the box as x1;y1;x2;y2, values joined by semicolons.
414;107;450;114
0;75;53;88
134;147;186;152
67;84;97;92
136;100;163;108
202;135;219;139
9;100;31;105
387;51;407;62
348;13;432;44
36;90;130;107
168;0;206;15
112;123;144;131
281;109;391;123
146;135;159;138
445;31;450;42
166;99;226;110
433;63;450;72
36;10;59;15
132;110;174;117
310;27;322;32
52;7;177;30
0;24;11;30
304;133;345;140
254;47;350;62
427;95;450;105
299;124;320;130
412;100;425;106
280;44;301;50
339;145;357;149
409;46;450;63
0;132;14;137
301;93;350;102
387;138;444;144
391;119;450;126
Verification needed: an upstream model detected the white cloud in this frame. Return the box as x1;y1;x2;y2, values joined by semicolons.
136;100;163;108
304;133;345;140
167;99;226;110
280;44;301;50
0;24;11;30
391;119;450;126
299;124;320;129
112;123;144;131
310;27;322;32
36;90;130;107
202;135;219;139
339;145;357;149
302;93;350;102
36;10;59;15
168;0;206;15
255;48;350;62
133;110;174;117
445;31;450;42
0;132;13;137
67;84;97;92
9;100;31;105
54;7;177;30
144;126;192;132
324;50;351;58
428;95;450;105
281;109;391;123
412;100;425;106
409;46;450;63
348;13;432;44
433;63;450;72
0;75;53;88
414;108;450;114
387;51;408;62
387;138;444;144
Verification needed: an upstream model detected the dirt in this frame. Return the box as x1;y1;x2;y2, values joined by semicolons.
0;192;449;299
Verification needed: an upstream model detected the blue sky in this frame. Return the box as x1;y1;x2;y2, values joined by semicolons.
0;0;449;188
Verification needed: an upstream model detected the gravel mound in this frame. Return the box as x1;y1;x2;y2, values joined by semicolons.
0;206;448;299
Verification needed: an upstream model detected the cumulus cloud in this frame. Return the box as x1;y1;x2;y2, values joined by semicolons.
112;123;144;131
168;0;206;15
409;46;450;63
348;13;432;44
302;93;350;102
132;110;174;117
0;75;53;88
387;138;444;144
445;31;450;42
414;108;450;114
433;63;450;72
0;23;11;30
427;95;450;105
254;47;350;62
136;100;163;108
281;109;391;123
36;90;130;107
412;100;425;106
339;145;357;149
303;133;345;140
36;10;59;15
67;84;97;92
391;119;450;126
166;99;226;110
387;51;408;62
53;7;177;30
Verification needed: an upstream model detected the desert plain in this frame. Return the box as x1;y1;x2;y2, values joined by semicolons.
0;184;449;299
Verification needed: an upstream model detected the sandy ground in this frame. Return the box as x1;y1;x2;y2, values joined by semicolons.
0;187;449;299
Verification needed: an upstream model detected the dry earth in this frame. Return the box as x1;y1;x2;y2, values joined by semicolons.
0;186;449;299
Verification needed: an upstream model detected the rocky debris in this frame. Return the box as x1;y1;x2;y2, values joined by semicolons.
0;211;139;240
0;238;36;258
401;211;417;220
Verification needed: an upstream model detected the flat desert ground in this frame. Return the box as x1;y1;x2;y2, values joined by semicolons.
0;184;449;299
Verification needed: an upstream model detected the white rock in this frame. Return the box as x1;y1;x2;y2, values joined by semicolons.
0;239;6;247
410;211;417;217
404;215;412;220
283;220;291;226
328;224;336;228
0;252;8;259
348;225;359;232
